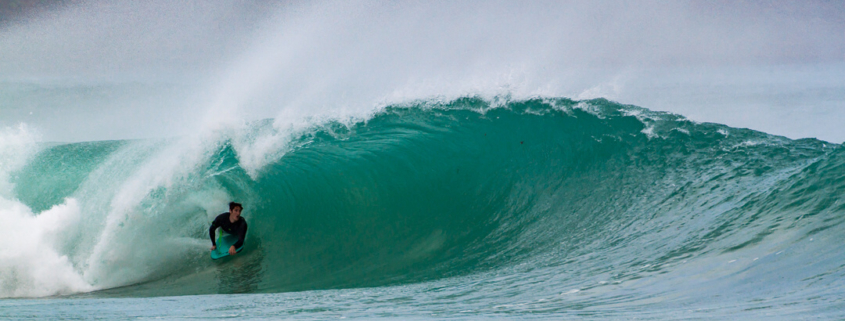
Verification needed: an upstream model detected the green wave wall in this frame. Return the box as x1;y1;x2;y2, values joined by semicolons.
9;98;844;298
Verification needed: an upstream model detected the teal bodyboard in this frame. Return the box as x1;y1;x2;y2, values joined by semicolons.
211;229;245;260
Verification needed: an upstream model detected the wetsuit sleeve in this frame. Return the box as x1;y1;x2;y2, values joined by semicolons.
233;222;247;249
209;217;220;247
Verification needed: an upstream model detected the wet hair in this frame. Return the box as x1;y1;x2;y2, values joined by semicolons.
229;202;243;211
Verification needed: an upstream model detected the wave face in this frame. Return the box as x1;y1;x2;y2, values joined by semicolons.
2;98;844;312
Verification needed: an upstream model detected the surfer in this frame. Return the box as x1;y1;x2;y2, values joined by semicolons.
209;202;248;256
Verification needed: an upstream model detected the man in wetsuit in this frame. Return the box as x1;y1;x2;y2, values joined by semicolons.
210;202;248;255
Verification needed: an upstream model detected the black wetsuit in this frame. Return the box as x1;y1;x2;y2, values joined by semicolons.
209;213;248;249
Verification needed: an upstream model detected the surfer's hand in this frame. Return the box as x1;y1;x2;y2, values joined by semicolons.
211;245;216;251
229;246;237;255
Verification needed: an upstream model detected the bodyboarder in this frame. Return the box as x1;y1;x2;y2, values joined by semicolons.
209;202;248;256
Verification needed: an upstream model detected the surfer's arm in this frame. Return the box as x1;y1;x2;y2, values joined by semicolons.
209;219;220;247
233;223;247;249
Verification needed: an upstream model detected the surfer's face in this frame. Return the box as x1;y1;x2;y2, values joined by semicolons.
231;206;242;217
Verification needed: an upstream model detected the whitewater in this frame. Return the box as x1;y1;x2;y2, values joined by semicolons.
2;1;845;320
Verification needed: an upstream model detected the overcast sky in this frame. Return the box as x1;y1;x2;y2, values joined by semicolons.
1;0;843;142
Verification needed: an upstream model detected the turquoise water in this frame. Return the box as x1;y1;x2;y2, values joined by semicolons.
2;98;844;319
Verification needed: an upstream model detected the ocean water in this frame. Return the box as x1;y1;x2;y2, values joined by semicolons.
1;97;844;319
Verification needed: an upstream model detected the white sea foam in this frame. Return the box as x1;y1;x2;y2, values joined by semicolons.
0;198;92;297
673;128;691;135
0;125;93;297
641;126;658;139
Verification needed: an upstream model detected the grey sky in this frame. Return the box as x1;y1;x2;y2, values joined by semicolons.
1;1;843;142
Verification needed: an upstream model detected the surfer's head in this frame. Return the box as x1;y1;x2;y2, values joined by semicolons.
229;202;243;217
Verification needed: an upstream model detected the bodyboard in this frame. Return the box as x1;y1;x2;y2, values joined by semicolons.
211;229;245;260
